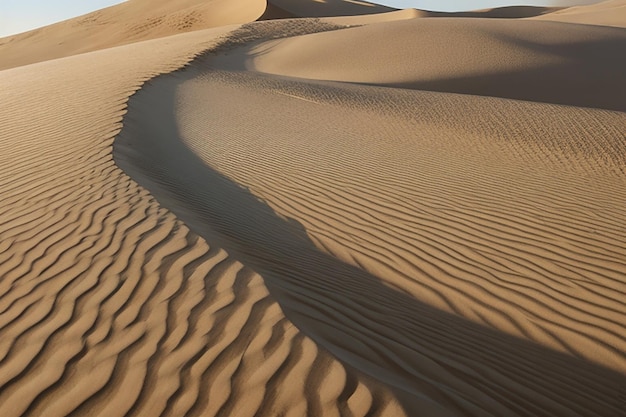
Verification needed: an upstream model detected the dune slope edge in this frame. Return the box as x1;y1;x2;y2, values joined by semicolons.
0;0;267;71
115;20;626;417
0;25;406;417
531;0;626;28
217;18;626;111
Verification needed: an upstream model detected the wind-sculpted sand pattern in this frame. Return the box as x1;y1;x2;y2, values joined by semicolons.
114;19;626;417
0;25;405;417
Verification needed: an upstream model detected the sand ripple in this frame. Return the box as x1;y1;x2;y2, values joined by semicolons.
113;20;626;417
2;6;625;417
0;25;403;417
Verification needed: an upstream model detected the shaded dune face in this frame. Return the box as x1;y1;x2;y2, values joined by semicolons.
265;0;394;17
218;18;626;112
114;20;626;417
0;0;396;71
0;0;625;416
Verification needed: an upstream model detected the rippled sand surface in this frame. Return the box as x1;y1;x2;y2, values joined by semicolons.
1;1;624;416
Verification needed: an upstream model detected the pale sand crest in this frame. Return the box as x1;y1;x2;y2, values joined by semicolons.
0;0;392;72
1;0;625;416
0;0;267;71
217;18;626;111
0;0;585;72
531;0;626;28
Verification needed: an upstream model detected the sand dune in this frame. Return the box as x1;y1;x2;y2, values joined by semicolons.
436;5;559;18
0;0;266;71
532;0;626;27
264;0;394;18
1;0;625;416
0;0;395;71
0;0;574;72
0;25;404;417
114;19;626;416
217;17;626;111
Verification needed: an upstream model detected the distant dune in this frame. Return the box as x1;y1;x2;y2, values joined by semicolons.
0;0;266;71
1;0;597;72
0;1;624;416
531;0;626;27
215;17;626;111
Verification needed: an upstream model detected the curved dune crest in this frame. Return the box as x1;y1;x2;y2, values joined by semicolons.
114;19;625;417
531;0;626;28
266;0;394;17
216;17;626;111
0;24;406;417
0;0;267;71
1;0;625;416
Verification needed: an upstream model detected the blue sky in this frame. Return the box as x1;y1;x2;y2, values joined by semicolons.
0;0;601;38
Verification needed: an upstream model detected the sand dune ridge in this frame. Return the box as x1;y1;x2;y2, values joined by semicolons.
1;1;625;416
0;23;406;416
114;19;626;417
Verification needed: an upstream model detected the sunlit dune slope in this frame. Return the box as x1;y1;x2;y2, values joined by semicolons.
0;24;406;417
0;0;266;71
216;17;626;111
116;18;625;417
532;0;626;28
0;0;403;71
0;0;624;416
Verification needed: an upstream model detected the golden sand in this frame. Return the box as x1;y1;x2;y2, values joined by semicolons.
1;1;624;416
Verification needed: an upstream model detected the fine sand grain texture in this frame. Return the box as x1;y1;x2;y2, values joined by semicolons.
1;0;626;416
0;23;404;417
115;17;625;417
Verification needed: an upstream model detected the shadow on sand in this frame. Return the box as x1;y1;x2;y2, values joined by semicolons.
384;32;626;112
114;68;625;417
219;20;626;112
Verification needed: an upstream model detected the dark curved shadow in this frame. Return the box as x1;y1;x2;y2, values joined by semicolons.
220;20;626;112
423;6;559;18
263;0;394;18
258;2;298;21
258;2;557;21
113;67;625;416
